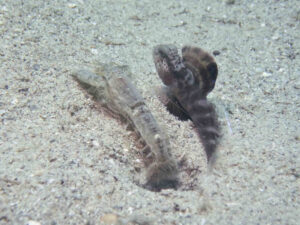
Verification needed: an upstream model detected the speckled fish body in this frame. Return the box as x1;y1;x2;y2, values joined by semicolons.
153;45;220;164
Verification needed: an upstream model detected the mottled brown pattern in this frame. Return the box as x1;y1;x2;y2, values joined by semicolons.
153;45;220;164
182;46;218;97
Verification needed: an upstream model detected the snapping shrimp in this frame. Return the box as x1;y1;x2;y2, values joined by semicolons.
72;63;178;191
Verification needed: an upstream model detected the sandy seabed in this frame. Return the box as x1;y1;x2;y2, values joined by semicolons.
0;0;299;224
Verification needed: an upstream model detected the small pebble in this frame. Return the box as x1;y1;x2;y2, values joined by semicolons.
213;50;221;56
100;214;119;224
226;0;235;5
29;104;38;111
272;35;279;40
90;48;98;55
18;88;29;93
295;10;300;21
262;72;272;77
92;140;100;147
67;3;77;8
0;6;8;12
33;64;40;71
26;221;41;225
293;80;300;89
255;67;263;73
11;98;18;105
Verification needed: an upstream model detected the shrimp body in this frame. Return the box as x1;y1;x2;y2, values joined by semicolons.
72;63;178;191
